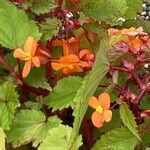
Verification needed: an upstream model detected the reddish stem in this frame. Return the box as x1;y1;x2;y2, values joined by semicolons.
111;66;143;90
130;71;143;90
0;54;23;85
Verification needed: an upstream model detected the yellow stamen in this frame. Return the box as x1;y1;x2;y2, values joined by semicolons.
96;106;103;114
24;52;31;61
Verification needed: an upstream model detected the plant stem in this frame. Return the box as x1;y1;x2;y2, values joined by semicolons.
130;71;143;90
135;84;150;104
0;54;23;85
111;66;143;90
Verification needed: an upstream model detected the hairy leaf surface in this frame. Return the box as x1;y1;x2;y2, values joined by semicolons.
7;110;61;147
0;0;41;49
92;127;139;150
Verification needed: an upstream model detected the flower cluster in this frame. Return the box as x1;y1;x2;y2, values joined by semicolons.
13;37;50;78
110;27;149;54
51;37;94;75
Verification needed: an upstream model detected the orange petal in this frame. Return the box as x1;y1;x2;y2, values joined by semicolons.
62;37;80;55
31;39;38;56
63;67;73;75
89;96;99;109
63;41;70;55
79;61;90;68
103;110;112;122
24;37;38;56
22;60;31;78
92;111;104;128
72;65;83;72
32;57;40;67
52;39;63;46
98;92;110;110
63;65;83;75
24;37;34;53
59;54;80;63
51;63;65;70
13;48;27;60
79;49;89;59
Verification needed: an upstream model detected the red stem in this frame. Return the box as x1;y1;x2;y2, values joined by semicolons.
111;66;143;90
130;71;143;90
0;54;23;85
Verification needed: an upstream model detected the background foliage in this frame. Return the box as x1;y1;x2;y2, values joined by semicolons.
0;0;149;150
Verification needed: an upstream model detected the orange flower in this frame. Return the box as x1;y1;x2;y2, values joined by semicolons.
110;27;148;53
79;49;94;61
89;93;112;128
51;54;90;75
13;37;50;78
52;37;80;55
112;27;147;36
127;36;143;53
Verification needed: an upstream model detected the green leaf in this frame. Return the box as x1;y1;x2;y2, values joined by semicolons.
92;127;139;150
140;95;150;109
7;110;61;147
83;23;108;38
142;131;150;149
38;125;82;150
31;0;57;15
24;100;43;110
0;0;41;49
111;0;128;15
123;20;150;34
119;103;141;140
40;18;61;41
0;127;5;150
44;76;82;111
0;81;19;130
124;0;142;19
142;132;150;149
80;0;127;25
5;53;17;67
140;119;150;149
25;67;51;91
68;38;110;149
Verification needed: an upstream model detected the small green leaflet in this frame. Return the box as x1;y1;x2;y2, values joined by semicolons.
80;0;127;25
0;127;5;150
123;20;150;34
44;76;82;111
40;18;61;41
0;0;41;49
24;100;43;110
124;0;142;19
119;103;141;140
25;67;51;91
111;0;128;15
67;38;110;149
83;23;108;38
112;71;119;84
38;124;82;150
0;81;19;130
31;0;57;15
7;110;61;147
92;127;139;150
